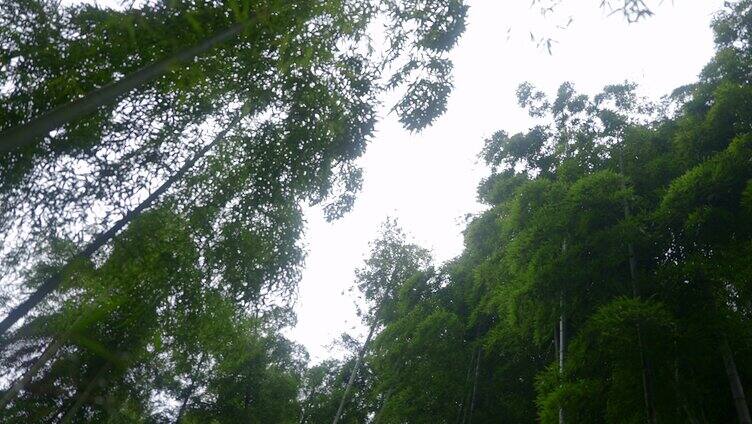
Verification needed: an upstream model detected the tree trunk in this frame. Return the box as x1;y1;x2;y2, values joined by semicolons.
174;385;194;424
331;319;378;424
0;336;65;409
721;340;752;424
0;17;255;153
456;345;476;424
373;387;394;424
460;347;480;424
557;240;566;423
559;289;565;424
298;386;316;424
0;113;243;335
59;362;111;424
620;151;658;424
673;358;699;424
636;326;658;424
467;346;481;424
174;354;206;424
627;233;658;424
0;311;92;408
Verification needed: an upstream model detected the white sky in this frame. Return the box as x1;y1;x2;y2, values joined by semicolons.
287;0;726;362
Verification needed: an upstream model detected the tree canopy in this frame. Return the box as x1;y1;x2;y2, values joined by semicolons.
301;2;752;423
2;0;752;423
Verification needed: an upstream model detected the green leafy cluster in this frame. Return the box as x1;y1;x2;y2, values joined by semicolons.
0;0;467;421
304;2;752;423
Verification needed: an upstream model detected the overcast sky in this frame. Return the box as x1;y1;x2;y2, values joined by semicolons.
286;0;727;362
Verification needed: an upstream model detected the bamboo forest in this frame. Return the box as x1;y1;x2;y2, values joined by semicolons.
1;0;752;422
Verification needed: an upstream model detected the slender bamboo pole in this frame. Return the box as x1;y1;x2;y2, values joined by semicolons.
373;386;394;424
0;336;65;409
455;343;476;424
331;320;378;424
59;362;111;424
619;146;658;424
559;241;566;424
467;346;481;424
0;16;255;153
721;340;752;424
0;113;243;335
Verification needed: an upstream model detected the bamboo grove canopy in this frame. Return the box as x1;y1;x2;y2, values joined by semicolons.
5;0;752;423
306;2;752;423
0;0;467;331
0;0;467;420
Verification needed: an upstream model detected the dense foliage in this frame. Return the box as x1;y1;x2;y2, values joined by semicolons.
0;0;467;421
311;2;752;423
2;0;751;423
